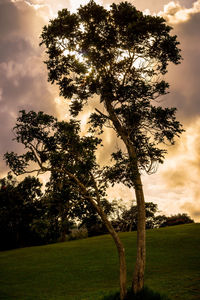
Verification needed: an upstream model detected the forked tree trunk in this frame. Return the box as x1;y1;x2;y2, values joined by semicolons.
104;99;146;295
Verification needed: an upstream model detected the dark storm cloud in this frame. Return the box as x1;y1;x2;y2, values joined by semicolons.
0;0;58;176
156;1;200;119
0;1;20;37
0;38;34;63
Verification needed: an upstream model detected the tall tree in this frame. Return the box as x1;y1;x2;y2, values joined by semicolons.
40;0;183;293
5;110;127;299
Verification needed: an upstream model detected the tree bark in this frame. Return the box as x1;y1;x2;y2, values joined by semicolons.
104;99;146;294
132;174;146;294
126;144;146;294
99;210;127;300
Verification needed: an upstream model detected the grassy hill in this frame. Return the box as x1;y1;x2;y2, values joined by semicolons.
0;223;200;300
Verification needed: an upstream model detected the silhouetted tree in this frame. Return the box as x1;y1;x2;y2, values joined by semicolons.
77;198;114;236
5;110;127;297
43;174;80;242
40;1;183;296
43;173;113;239
162;213;194;227
111;202;160;232
0;173;43;249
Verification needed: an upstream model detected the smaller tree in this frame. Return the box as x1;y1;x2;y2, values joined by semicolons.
44;173;114;238
77;198;114;236
111;202;160;232
4;110;127;299
43;175;79;242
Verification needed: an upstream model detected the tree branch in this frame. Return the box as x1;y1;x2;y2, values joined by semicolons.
95;108;110;120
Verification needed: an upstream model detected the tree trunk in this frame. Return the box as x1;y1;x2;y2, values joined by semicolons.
66;171;127;300
126;143;146;294
104;99;146;294
101;214;127;300
132;174;146;294
89;198;127;300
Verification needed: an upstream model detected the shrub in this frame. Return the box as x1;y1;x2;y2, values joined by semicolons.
103;287;171;300
67;227;88;240
162;213;194;227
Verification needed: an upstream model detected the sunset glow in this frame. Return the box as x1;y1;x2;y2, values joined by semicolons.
0;0;200;221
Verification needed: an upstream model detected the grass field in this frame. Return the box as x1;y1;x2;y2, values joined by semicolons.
0;223;200;300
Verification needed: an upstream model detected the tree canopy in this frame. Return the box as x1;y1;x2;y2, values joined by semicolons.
40;0;183;175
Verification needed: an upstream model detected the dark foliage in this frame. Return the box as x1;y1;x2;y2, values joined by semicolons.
161;213;194;227
103;286;171;300
0;174;45;250
40;0;183;177
111;202;161;231
3;110;112;248
0;170;194;250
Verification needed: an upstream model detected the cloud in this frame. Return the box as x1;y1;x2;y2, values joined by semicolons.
155;1;200;123
101;0;196;14
22;0;70;17
0;0;200;222
149;1;200;221
147;118;200;221
159;0;200;23
0;0;59;176
181;201;200;219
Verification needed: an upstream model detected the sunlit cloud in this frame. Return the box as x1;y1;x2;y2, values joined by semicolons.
142;118;200;220
159;0;200;23
0;0;200;222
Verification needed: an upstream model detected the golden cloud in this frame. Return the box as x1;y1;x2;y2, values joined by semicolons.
159;0;200;24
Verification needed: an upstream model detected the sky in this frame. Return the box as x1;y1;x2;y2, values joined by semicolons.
0;0;200;221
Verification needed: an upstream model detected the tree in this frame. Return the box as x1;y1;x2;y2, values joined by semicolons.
43;173;113;239
111;201;163;232
77;198;114;236
5;110;127;299
40;0;183;294
43;173;80;242
112;202;160;232
0;173;43;249
162;213;194;227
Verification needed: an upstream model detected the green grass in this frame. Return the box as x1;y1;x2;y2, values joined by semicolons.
0;223;200;300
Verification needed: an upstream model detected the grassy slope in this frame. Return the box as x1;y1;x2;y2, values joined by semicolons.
0;223;199;300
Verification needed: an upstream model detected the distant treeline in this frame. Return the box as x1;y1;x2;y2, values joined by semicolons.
0;173;194;250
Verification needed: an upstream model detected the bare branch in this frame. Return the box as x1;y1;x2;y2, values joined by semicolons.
95;108;110;120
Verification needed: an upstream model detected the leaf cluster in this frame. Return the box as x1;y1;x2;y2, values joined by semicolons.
40;1;181;103
4;111;100;179
4;110;110;209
